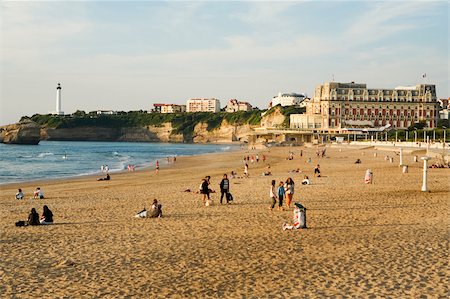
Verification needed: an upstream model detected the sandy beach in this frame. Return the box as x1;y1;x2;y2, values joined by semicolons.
1;144;449;298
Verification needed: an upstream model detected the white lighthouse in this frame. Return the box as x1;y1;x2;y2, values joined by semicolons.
55;83;64;115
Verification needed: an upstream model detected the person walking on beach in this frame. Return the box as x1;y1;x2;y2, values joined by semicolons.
314;164;321;177
219;174;230;204
199;178;209;206
155;160;159;174
269;180;278;211
277;181;286;210
244;163;249;178
284;177;295;208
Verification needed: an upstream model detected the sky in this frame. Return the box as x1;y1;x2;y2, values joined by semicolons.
0;0;448;125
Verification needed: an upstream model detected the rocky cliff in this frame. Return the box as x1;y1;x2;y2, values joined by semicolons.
0;120;41;144
260;107;286;128
36;121;253;143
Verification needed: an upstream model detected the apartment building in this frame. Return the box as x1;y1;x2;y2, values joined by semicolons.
186;98;221;113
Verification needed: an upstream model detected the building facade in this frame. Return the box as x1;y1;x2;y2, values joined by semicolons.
290;82;438;131
160;104;186;114
186;98;221;113
270;92;307;108
225;99;252;112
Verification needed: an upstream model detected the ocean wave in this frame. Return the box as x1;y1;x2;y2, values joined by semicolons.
37;152;54;158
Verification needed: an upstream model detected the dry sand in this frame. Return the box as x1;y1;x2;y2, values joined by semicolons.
1;145;449;298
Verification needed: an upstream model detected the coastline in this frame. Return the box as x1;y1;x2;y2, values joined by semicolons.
1;144;448;297
0;141;241;187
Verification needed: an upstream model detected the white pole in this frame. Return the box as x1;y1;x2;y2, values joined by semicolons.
423;130;426;142
395;131;398;143
421;157;431;192
399;148;403;166
414;131;417;144
406;131;408;142
433;130;435;141
426;136;430;155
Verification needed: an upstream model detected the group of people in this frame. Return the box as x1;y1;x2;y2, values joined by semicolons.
269;177;295;211
243;154;264;164
17;206;54;226
15;187;44;199
100;165;109;173
198;174;232;206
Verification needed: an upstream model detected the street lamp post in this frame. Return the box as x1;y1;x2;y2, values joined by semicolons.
395;131;398;143
423;130;426;143
414;130;417;144
406;131;408;142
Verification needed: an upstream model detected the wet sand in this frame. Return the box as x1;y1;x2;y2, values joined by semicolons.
1;145;449;298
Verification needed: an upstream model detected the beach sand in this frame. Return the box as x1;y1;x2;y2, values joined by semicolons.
1;145;449;298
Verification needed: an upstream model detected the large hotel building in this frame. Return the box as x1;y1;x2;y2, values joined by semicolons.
291;82;438;131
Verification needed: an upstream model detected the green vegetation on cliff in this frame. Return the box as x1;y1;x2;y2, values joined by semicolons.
25;110;263;140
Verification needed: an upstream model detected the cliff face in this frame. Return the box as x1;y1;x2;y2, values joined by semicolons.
38;121;254;143
193;120;255;143
260;107;285;128
0;120;41;144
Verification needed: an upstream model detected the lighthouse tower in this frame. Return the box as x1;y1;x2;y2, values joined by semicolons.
55;83;64;115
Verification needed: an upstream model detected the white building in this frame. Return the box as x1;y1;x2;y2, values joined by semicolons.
96;110;117;115
160;104;186;114
186;98;221;113
270;92;307;108
225;99;252;112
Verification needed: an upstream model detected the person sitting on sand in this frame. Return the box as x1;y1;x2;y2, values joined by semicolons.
97;174;110;181
40;205;54;225
262;171;272;176
355;159;361;164
33;187;44;199
301;175;311;185
27;208;40;226
149;199;163;218
15;188;24;200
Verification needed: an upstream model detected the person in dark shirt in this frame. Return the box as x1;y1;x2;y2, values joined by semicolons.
219;174;230;204
40;205;54;225
27;208;40;226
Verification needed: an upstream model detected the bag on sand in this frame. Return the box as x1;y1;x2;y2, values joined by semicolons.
15;221;26;227
226;192;233;202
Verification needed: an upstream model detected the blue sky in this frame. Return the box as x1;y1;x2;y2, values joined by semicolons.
0;0;448;125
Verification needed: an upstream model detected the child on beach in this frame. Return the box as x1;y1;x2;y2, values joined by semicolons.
277;181;285;210
269;180;277;211
33;187;44;199
244;163;249;178
15;188;24;200
40;205;54;225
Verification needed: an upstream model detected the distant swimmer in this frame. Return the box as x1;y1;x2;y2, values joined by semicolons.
62;154;67;159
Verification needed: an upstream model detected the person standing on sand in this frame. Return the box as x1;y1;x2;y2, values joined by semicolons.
155;160;159;174
277;181;286;210
314;164;321;177
269;180;277;211
199;178;209;206
284;177;295;208
244;163;249;177
219;174;230;204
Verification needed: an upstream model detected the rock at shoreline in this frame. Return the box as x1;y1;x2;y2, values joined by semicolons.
0;120;41;145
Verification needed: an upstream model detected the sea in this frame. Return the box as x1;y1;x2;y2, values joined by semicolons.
0;141;234;185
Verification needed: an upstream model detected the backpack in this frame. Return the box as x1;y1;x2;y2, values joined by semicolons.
227;193;233;202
